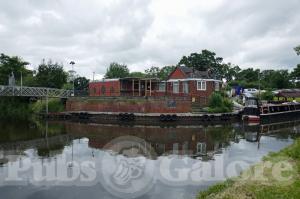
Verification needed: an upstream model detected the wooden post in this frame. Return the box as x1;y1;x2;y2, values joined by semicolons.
149;79;152;96
132;79;134;96
145;80;147;96
139;80;141;96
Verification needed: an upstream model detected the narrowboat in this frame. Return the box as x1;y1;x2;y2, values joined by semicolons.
242;93;300;124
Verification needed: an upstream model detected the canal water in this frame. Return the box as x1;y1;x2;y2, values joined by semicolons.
0;120;299;199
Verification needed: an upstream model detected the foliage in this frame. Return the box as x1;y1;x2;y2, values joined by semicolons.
105;62;129;78
260;90;274;101
31;99;65;113
295;45;300;56
0;53;30;85
145;65;176;79
129;72;146;78
35;59;67;88
178;50;223;73
0;97;32;120
208;92;233;113
74;76;89;91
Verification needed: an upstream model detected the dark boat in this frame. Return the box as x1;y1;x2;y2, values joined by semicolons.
242;93;300;124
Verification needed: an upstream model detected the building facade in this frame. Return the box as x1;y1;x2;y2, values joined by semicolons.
89;66;222;105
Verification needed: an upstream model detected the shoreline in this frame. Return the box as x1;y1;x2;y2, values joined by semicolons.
197;138;300;199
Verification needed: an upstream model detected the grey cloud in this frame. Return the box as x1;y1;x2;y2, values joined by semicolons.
0;0;299;79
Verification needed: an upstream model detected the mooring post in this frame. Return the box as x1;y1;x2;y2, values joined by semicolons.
46;89;49;114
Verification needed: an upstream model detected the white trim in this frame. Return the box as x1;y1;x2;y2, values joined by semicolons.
92;78;120;83
168;78;222;82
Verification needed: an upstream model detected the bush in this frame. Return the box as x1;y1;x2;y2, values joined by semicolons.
261;90;274;101
31;99;65;113
208;92;233;113
0;97;32;120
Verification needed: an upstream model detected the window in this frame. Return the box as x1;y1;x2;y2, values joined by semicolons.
173;82;179;93
215;82;220;91
158;82;166;92
183;82;189;94
197;81;206;91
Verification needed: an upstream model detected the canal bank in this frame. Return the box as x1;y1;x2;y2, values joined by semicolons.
197;138;300;199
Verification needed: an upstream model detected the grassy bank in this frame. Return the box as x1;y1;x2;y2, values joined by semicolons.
0;97;65;120
198;138;300;199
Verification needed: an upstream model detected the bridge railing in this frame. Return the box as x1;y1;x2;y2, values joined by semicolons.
0;85;73;98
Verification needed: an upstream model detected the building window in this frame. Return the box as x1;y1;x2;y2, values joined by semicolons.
101;86;106;95
215;82;220;91
158;82;166;92
197;81;206;91
183;82;189;94
173;82;179;93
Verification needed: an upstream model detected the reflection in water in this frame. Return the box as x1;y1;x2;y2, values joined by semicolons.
0;120;299;199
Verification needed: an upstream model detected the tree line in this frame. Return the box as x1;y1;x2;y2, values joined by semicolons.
105;47;300;90
1;45;299;91
0;54;89;91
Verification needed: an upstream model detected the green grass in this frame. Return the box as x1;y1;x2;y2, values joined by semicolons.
197;138;300;199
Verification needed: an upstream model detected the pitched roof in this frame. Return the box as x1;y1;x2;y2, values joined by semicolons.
178;66;212;79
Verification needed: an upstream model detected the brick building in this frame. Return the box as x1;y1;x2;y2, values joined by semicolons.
89;66;222;104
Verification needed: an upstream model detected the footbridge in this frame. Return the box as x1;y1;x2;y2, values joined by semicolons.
0;85;73;114
0;85;73;98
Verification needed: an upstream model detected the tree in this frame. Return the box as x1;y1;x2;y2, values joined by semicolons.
294;45;300;56
159;65;176;79
178;50;223;76
74;77;89;91
145;66;160;78
261;70;291;89
105;62;129;78
129;72;146;78
145;65;176;79
35;59;67;88
0;53;30;85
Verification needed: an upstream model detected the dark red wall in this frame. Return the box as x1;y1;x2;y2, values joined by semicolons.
66;98;192;113
89;81;120;97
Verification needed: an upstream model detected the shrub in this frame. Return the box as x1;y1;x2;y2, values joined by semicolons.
31;99;65;113
208;92;233;113
261;90;274;101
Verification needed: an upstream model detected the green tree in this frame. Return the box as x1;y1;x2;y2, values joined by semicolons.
0;53;30;85
129;72;146;78
74;77;89;91
35;59;67;88
145;66;160;78
178;50;223;76
294;45;300;55
105;62;129;78
159;65;176;79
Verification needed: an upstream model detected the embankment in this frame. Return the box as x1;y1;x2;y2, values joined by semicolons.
197;138;300;199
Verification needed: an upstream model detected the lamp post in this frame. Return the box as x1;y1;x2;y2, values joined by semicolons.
69;61;75;96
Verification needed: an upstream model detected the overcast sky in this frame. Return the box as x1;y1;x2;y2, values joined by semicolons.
0;0;299;79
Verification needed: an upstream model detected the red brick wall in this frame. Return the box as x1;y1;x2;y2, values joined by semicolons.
66;98;192;113
89;81;120;97
168;67;187;79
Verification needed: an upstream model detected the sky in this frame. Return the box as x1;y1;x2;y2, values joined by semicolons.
0;0;299;79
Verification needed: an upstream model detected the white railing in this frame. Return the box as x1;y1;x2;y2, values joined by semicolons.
0;85;73;98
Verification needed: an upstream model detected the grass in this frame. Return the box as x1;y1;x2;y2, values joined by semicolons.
197;138;300;199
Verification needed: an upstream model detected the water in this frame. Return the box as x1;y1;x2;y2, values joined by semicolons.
0;120;299;199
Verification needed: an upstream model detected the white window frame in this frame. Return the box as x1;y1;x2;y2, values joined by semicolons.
173;81;179;93
183;81;189;94
215;82;220;91
197;80;206;91
158;82;166;92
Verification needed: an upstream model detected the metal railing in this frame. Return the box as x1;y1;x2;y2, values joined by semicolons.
0;85;73;98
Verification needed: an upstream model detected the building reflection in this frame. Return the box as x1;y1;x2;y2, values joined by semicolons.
0;120;299;163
